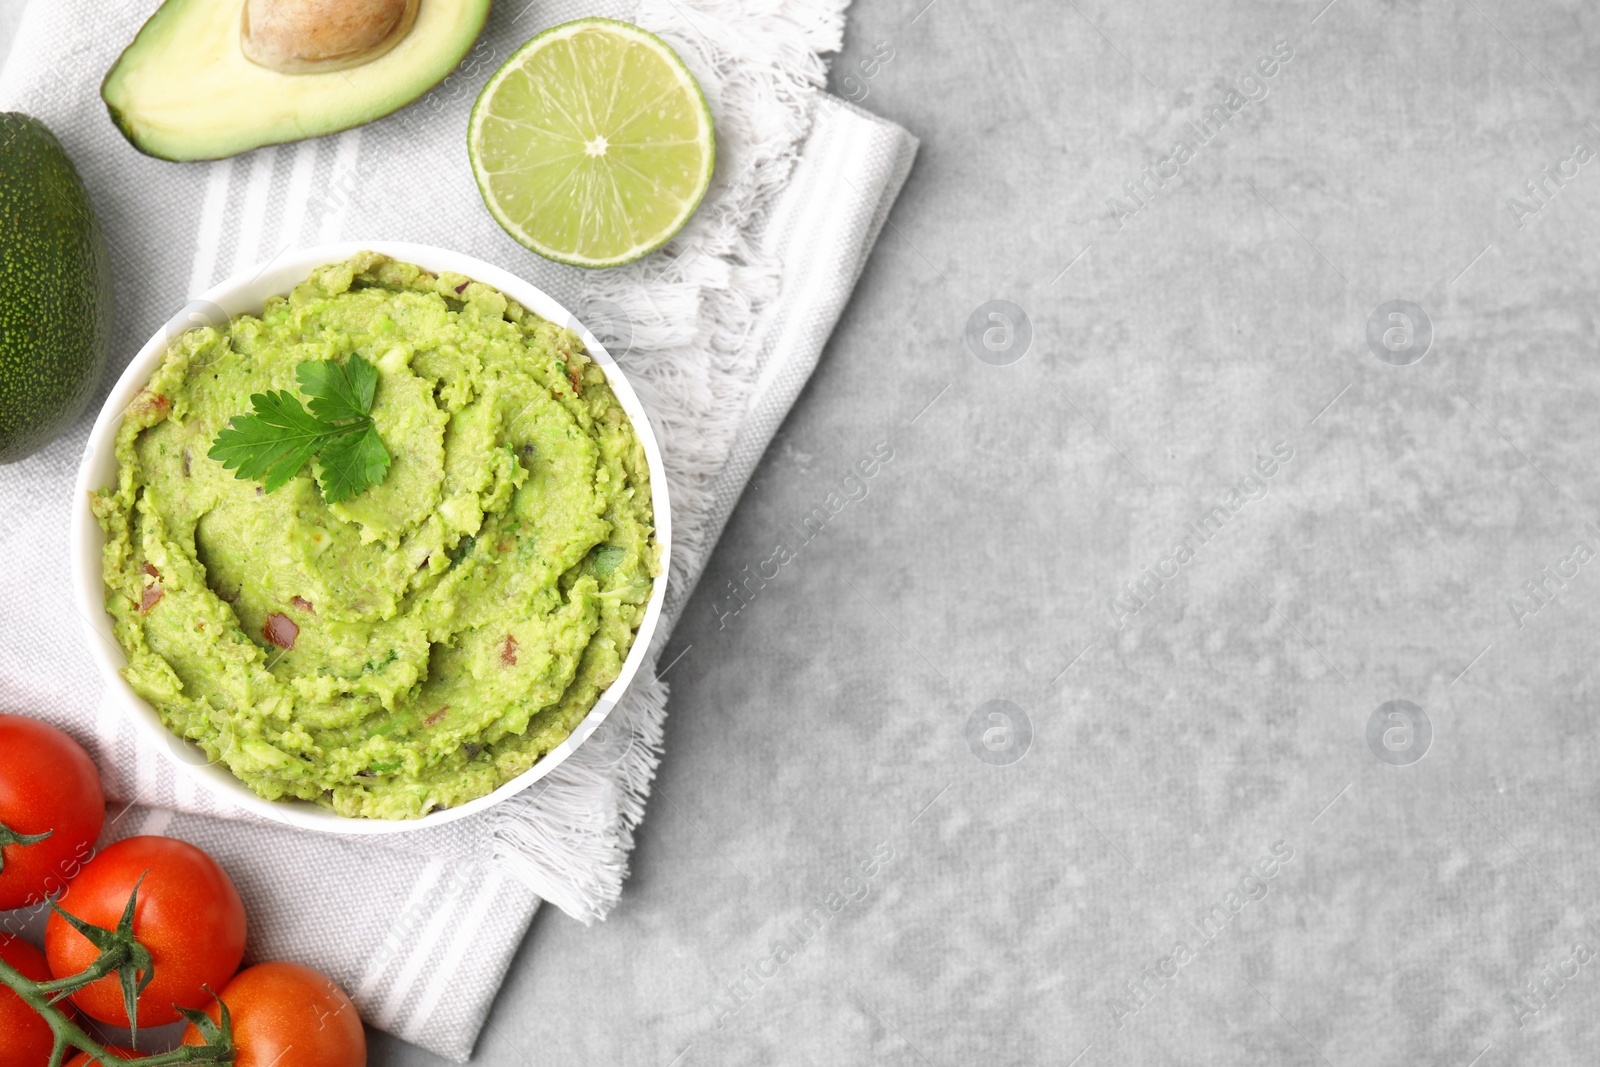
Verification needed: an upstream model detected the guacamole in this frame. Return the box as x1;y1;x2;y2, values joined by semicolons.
92;252;658;819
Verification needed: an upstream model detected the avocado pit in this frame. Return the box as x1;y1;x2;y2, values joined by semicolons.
241;0;420;74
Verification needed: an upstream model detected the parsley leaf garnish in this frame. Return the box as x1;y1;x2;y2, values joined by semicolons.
298;355;378;423
208;354;392;503
314;422;390;503
206;390;340;493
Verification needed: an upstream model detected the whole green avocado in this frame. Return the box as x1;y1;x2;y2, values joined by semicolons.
0;113;112;463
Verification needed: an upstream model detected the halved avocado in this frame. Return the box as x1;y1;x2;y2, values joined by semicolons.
101;0;492;162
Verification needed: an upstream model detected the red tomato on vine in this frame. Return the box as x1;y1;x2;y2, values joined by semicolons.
0;933;57;1067
0;715;105;911
182;961;366;1067
45;836;246;1028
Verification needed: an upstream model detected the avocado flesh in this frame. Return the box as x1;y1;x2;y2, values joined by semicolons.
102;0;492;161
0;114;112;463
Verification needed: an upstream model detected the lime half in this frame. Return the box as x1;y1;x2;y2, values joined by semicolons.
468;18;716;269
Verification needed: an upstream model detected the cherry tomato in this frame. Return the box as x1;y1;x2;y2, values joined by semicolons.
65;1048;143;1065
0;933;57;1067
182;962;366;1067
45;836;245;1028
0;715;105;910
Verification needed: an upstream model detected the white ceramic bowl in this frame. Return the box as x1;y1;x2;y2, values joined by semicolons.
70;241;671;835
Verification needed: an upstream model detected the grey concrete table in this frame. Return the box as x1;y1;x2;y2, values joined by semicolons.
12;2;1600;1064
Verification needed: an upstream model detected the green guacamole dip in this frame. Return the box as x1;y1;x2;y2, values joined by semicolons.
93;252;659;819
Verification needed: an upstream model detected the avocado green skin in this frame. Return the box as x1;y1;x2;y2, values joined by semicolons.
0;113;113;463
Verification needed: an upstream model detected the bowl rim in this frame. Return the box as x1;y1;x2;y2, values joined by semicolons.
68;240;672;835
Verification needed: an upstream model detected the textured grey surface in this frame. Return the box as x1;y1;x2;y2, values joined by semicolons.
12;1;1600;1064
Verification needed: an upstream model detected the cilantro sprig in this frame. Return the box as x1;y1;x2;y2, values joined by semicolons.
208;354;392;503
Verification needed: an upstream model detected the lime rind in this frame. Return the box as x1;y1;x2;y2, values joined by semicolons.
468;18;716;269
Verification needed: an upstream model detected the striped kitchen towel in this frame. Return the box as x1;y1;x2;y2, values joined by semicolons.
0;0;916;1058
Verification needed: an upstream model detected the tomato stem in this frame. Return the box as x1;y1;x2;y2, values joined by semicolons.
0;956;234;1065
47;873;155;1046
0;818;54;875
0;884;236;1064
